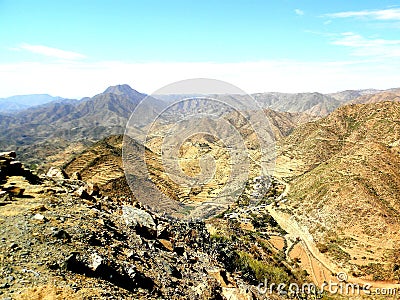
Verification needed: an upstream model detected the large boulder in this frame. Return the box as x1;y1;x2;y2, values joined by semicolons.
122;205;157;238
74;186;91;200
46;167;69;180
0;151;16;160
0;151;39;183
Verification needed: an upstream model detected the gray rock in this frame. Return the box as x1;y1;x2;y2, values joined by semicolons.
90;253;103;271
0;151;16;159
74;186;90;199
0;283;10;289
32;213;47;222
122;205;156;237
46;167;68;180
9;160;22;169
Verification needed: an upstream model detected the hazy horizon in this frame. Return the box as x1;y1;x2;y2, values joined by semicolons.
1;0;400;98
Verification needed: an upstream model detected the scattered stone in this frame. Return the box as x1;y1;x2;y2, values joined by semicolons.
0;151;16;159
158;239;174;251
162;261;182;279
0;151;39;183
32;213;47;222
174;245;185;256
0;283;10;289
156;221;170;238
207;268;236;288
9;243;18;249
88;233;102;246
190;185;202;196
9;160;22;169
47;261;60;270
52;228;71;242
30;204;47;212
0;150;271;299
21;268;40;277
65;252;139;292
63;253;84;272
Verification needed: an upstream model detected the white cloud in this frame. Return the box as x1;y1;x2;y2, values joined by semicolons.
295;9;304;16
0;59;399;98
325;8;400;20
18;44;86;60
331;32;400;57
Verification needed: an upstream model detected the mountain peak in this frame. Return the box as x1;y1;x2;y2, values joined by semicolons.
104;84;136;95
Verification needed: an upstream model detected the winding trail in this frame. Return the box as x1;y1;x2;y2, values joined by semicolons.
268;178;400;291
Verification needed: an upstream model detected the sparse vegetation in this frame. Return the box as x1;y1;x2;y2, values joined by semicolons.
234;251;291;284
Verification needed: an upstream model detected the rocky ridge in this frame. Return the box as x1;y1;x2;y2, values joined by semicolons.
0;151;294;300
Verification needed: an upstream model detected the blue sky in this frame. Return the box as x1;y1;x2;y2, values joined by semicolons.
1;0;400;98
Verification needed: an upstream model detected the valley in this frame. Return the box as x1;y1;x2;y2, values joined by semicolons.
1;84;400;299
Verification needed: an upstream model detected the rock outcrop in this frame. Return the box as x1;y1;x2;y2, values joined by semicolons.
0;151;274;299
0;151;39;202
0;151;37;181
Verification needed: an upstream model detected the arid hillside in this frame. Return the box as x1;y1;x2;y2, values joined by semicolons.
276;100;400;280
349;89;400;104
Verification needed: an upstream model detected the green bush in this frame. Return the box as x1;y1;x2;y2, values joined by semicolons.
235;251;290;284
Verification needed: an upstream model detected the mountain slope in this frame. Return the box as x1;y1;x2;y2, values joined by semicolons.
276;101;400;279
252;92;341;116
349;90;400;104
329;89;381;102
0;85;165;167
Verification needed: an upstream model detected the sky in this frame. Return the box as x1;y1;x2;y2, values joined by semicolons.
0;0;400;98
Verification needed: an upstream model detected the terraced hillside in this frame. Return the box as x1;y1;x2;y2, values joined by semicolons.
63;136;128;196
62;135;182;203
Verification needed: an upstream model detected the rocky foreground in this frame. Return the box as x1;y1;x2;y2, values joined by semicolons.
0;152;292;300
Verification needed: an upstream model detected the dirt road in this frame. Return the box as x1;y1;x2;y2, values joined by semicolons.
268;178;400;291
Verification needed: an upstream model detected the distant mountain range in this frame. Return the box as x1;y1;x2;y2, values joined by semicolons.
0;85;162;144
0;94;73;113
0;84;397;167
0;85;386;115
